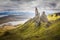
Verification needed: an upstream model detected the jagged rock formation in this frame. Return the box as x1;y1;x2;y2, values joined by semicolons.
34;7;48;26
23;7;48;27
34;7;41;26
40;11;48;23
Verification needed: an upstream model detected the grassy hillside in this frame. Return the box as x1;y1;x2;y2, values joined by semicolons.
0;17;60;40
0;12;60;40
29;19;60;40
47;13;60;21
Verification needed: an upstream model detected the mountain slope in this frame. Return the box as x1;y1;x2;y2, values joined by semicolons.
0;18;60;40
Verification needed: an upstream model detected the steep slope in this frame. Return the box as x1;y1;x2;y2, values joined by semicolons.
0;18;60;40
28;19;60;40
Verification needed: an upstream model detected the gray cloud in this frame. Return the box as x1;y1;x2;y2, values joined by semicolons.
10;0;34;2
39;0;60;9
0;0;60;13
9;0;35;5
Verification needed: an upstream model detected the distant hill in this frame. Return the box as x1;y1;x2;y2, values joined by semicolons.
47;12;60;21
0;11;34;24
0;15;30;24
0;11;34;16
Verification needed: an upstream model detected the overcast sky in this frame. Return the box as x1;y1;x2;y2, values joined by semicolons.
0;0;60;14
0;0;60;25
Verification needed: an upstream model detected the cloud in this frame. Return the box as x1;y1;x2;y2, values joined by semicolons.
0;0;60;24
39;0;60;9
10;0;34;2
0;0;60;13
